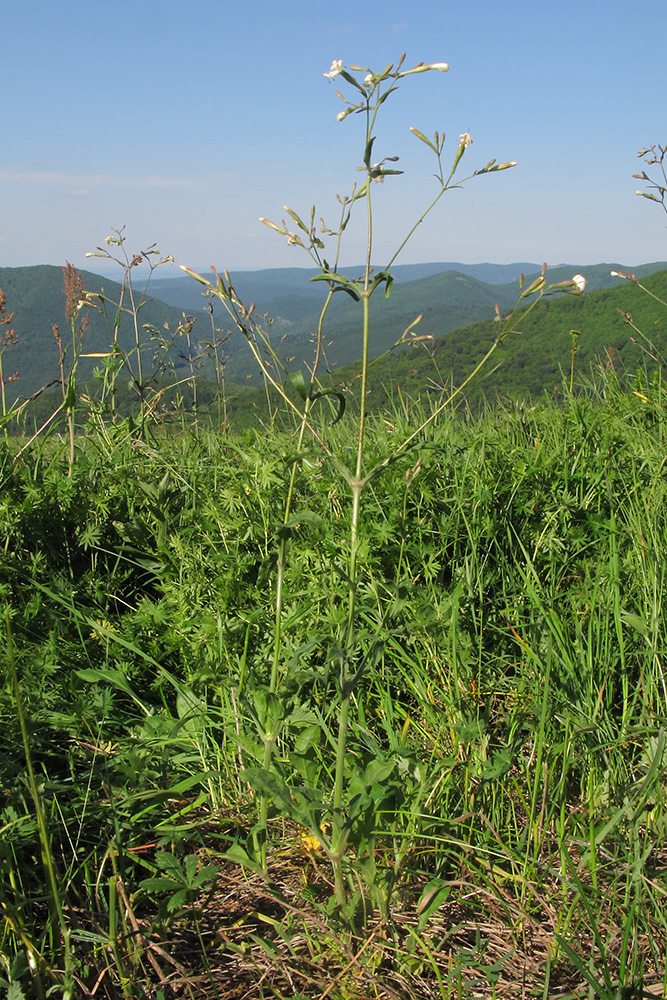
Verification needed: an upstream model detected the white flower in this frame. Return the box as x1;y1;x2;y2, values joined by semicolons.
323;59;344;79
458;132;473;149
399;61;449;76
572;273;586;293
364;72;375;86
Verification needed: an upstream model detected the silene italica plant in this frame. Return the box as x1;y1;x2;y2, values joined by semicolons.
183;54;587;915
6;58;667;1000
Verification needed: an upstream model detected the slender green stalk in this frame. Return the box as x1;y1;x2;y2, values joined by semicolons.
569;328;580;394
179;58;591;927
258;288;337;867
331;184;374;903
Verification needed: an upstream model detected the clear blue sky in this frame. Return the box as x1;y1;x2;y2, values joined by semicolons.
2;0;666;275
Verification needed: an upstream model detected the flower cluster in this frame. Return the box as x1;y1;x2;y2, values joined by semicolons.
323;57;449;88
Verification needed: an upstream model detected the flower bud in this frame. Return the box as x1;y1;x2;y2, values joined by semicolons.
180;266;211;287
259;217;286;234
399;61;449;77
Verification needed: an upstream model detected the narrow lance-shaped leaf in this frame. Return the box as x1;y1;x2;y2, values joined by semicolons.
308;388;347;425
289;369;308;402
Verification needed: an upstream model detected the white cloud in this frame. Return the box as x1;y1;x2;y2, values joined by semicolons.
0;170;203;191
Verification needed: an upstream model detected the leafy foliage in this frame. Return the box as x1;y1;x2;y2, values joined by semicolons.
1;377;666;996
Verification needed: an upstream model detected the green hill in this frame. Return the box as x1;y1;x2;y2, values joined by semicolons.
351;268;667;410
3;261;667;413
0;264;202;403
221;261;667;386
147;260;542;311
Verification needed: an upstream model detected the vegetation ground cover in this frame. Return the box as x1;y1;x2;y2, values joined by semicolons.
1;60;666;1000
2;377;666;998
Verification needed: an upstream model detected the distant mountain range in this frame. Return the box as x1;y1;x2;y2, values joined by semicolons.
1;260;666;403
160;260;667;386
148;261;542;308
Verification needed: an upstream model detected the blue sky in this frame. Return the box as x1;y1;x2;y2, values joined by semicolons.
2;0;666;275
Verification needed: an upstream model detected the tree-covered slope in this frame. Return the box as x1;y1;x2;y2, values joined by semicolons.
0;265;200;401
3;261;667;405
352;268;667;408
218;261;667;384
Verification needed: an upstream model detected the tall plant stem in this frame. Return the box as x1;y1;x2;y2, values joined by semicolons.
331;184;374;904
257;402;313;866
385;183;449;271
258;289;335;867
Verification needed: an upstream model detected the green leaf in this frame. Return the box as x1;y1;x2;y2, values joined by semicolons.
167;888;189;912
369;270;394;298
64;372;77;409
154;851;182;873
176;687;206;721
309;271;362;301
308;388;347;425
184;854;199;882
75;668;151;715
251;687;285;737
417;879;451;928
289;369;308;401
222;842;265;875
620;611;649;638
339;69;368;95
140;876;182;893
242;767;310;826
481;748;512;780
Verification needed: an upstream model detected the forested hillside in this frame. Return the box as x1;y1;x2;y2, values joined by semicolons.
348;267;667;409
3;262;667;421
0;265;196;401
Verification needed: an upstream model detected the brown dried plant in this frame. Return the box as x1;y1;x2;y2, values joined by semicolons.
0;287;19;418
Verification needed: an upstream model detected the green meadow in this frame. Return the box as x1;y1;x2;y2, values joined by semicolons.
1;60;666;1000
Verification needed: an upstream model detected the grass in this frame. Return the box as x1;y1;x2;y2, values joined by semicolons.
1;368;666;999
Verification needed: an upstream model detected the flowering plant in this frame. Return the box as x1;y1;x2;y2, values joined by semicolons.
183;56;582;914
